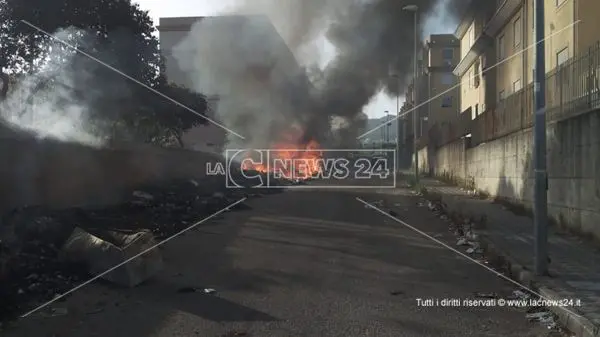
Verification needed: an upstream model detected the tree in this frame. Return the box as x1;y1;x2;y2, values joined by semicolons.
139;79;209;147
0;0;208;146
0;71;8;99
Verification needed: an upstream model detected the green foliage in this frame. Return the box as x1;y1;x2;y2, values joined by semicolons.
0;0;208;146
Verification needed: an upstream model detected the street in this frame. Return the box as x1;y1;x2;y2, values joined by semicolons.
4;182;557;337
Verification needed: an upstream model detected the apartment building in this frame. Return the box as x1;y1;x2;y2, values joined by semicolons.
399;34;460;141
423;34;461;127
453;2;497;121
455;0;600;121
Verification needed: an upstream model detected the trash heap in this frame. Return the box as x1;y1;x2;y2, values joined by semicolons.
0;175;281;321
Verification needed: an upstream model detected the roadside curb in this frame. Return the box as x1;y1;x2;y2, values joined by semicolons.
420;187;600;337
476;233;600;337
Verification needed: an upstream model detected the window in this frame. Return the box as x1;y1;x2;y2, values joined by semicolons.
499;90;506;101
441;96;453;107
498;35;505;59
441;72;454;85
513;79;522;92
557;47;569;66
442;48;453;65
468;24;475;48
473;62;481;88
468;69;474;89
514;17;521;47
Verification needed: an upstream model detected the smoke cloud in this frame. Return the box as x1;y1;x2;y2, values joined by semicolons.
0;28;109;146
172;0;470;150
0;27;145;147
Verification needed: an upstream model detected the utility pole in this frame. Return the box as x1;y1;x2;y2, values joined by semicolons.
533;0;548;276
396;75;401;170
412;9;419;186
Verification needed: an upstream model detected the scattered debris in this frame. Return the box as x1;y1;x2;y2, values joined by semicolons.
85;308;104;315
61;228;163;287
38;307;68;318
526;311;553;321
221;331;248;337
177;287;216;295
177;287;198;293
474;292;498;299
132;191;154;200
420;189;565;333
0;176;281;320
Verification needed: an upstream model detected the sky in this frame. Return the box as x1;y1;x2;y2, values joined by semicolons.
133;0;457;119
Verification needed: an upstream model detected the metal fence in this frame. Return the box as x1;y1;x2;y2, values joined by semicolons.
469;41;600;146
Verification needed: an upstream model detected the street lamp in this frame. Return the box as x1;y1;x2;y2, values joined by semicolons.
384;110;389;144
391;74;401;170
403;4;419;186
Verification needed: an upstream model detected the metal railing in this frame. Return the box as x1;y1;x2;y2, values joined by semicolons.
425;41;600;147
470;41;600;146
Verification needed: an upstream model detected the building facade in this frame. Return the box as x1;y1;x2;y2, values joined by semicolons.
423;34;461;128
453;2;497;121
453;0;600;125
397;34;461;167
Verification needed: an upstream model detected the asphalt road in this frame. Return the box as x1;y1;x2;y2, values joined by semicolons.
4;182;559;337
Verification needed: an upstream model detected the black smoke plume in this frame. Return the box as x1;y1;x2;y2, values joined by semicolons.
172;0;471;149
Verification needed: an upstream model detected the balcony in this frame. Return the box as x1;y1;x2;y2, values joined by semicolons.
453;34;494;77
483;0;523;37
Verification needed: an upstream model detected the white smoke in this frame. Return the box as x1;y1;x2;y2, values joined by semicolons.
172;15;313;149
0;28;106;147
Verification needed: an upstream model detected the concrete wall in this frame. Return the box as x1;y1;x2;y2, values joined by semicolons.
0;136;223;214
428;109;600;239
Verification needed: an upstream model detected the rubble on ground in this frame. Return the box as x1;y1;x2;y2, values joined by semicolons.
421;194;565;333
61;228;163;287
0;175;281;321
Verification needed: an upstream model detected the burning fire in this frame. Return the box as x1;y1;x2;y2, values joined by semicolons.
241;139;323;180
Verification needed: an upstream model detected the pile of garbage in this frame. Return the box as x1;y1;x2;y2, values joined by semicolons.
420;197;564;333
0;176;276;320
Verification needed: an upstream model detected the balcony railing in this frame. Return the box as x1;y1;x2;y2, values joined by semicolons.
420;41;600;148
470;41;600;146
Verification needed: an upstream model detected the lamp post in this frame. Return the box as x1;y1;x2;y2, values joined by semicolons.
403;4;419;185
384;110;389;144
390;73;401;171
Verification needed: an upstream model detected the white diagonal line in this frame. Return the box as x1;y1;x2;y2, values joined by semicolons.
20;197;247;318
358;20;581;140
355;197;593;335
20;20;246;140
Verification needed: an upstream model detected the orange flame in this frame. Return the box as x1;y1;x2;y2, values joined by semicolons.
241;139;323;180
